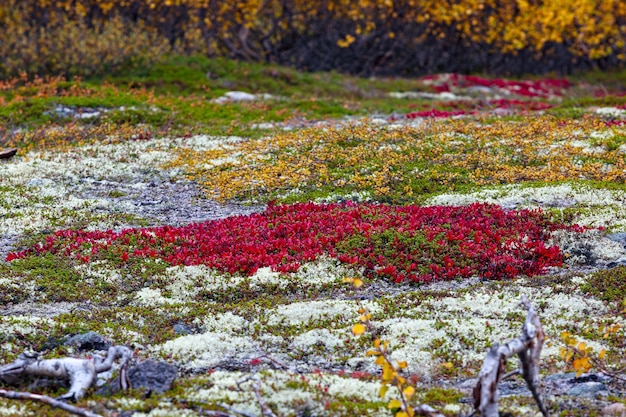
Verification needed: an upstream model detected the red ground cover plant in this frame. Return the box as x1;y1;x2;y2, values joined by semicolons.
422;74;571;98
8;203;584;283
404;109;470;119
399;99;553;120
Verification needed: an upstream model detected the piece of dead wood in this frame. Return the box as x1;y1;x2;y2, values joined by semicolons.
0;148;17;159
472;295;549;417
0;389;102;417
0;345;132;401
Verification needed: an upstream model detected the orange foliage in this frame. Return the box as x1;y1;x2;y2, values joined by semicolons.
0;0;624;77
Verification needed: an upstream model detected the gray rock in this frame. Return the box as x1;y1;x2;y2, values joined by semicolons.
128;360;177;395
173;323;193;335
95;360;177;397
65;331;111;351
567;381;606;397
607;232;626;246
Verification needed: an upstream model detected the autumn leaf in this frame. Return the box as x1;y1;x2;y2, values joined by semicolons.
352;323;366;335
388;399;402;409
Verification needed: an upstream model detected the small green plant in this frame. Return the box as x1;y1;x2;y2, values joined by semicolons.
559;323;624;377
344;277;420;417
581;265;626;309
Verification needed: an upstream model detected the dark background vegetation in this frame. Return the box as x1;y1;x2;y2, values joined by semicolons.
1;0;625;79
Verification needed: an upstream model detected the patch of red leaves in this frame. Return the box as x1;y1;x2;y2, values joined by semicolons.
7;203;583;283
422;74;570;98
405;109;470;119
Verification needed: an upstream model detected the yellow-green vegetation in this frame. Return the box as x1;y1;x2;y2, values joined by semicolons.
164;118;626;203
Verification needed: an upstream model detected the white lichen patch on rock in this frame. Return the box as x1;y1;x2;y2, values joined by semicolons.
134;287;176;306
0;182;113;235
0;134;243;236
162;264;244;297
551;229;626;265
289;328;347;352
198;311;249;334
265;299;378;326
151;331;260;370
74;261;123;285
426;182;626;229
188;370;393;416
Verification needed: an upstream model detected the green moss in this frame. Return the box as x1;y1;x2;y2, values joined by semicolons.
581;265;626;310
8;254;85;302
420;387;464;406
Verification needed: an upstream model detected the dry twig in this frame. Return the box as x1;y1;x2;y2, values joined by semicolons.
472;295;549;417
0;389;102;417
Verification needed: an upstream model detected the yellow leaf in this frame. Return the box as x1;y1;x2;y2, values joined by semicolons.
382;363;395;380
375;355;386;365
442;362;454;369
558;347;567;359
359;313;371;322
395;412;408;417
598;349;606;360
353;278;363;288
366;349;381;356
397;361;408;369
342;277;353;284
573;357;591;373
388;399;402;409
577;342;587;352
352;323;366;335
379;385;389;398
402;386;415;399
374;339;381;348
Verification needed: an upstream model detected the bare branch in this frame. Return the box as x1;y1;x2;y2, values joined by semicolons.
473;295;549;417
0;346;133;401
0;389;102;417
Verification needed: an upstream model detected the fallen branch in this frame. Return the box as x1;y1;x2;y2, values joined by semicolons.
472;295;549;417
0;346;133;401
0;389;102;417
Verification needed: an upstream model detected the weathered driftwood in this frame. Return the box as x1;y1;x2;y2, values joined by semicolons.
0;389;102;417
413;404;446;417
472;295;549;417
0;148;17;159
0;345;132;401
